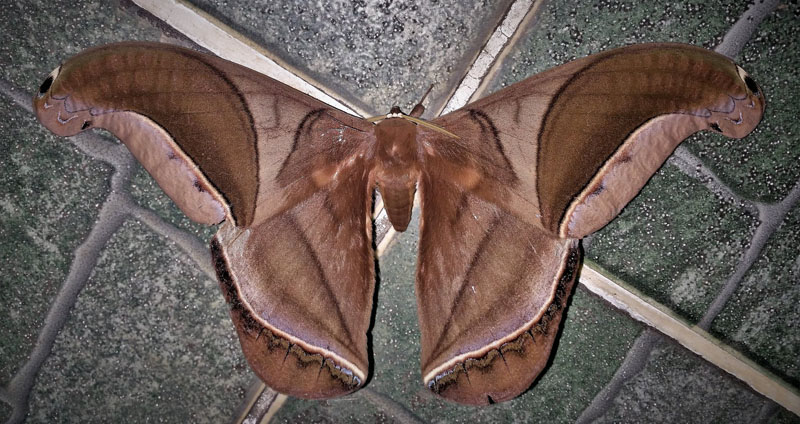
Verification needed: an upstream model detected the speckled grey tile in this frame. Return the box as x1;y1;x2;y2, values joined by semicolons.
187;0;514;116
710;206;800;385
0;95;111;383
594;339;771;423
773;408;800;424
0;0;164;94
275;211;644;422
26;219;250;423
0;402;10;423
685;2;800;203
489;0;749;91
585;166;757;322
0;402;13;422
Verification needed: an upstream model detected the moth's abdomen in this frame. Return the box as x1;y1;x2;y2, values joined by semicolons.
377;177;417;232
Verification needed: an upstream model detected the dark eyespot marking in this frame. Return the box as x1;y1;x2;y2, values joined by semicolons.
744;75;759;96
710;122;722;133
81;121;92;130
38;76;53;96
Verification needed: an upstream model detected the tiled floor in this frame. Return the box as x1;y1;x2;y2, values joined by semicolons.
1;0;798;423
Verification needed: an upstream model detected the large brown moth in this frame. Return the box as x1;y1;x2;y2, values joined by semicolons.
33;42;764;405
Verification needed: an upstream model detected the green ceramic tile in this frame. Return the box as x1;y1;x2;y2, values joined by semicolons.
685;2;800;203
710;206;800;385
490;0;748;91
585;166;757;322
595;340;770;423
187;0;514;115
275;212;644;422
0;0;163;94
0;95;111;383
26;219;251;422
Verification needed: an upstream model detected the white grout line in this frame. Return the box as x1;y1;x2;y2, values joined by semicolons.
256;392;289;424
580;265;800;415
440;0;534;114
258;393;287;424
233;381;266;424
375;226;397;258
131;0;365;117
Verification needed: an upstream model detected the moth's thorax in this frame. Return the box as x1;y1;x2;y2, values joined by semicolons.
373;116;421;232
